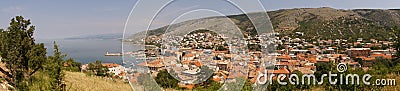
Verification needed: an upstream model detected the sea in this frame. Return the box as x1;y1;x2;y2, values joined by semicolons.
37;39;141;65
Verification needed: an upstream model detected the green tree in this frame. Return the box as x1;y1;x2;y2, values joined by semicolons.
62;58;81;72
394;62;400;75
87;60;109;77
353;57;364;66
154;69;179;88
194;77;221;91
0;16;47;90
315;62;333;81
47;41;66;90
391;26;400;58
355;43;363;48
241;79;253;91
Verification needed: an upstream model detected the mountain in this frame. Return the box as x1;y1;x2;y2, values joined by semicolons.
65;33;122;40
127;7;400;42
269;7;400;41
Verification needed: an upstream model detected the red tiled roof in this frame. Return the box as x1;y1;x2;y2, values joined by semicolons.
277;55;291;60
317;58;330;62
362;57;375;61
214;50;229;53
102;63;120;68
212;77;221;82
267;68;290;74
181;60;191;65
347;62;360;65
248;71;258;78
307;58;317;63
179;84;195;89
184;53;195;57
194;61;202;67
275;62;289;66
147;60;164;67
371;54;392;59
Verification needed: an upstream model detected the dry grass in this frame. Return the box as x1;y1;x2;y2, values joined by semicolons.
382;74;400;91
64;71;132;91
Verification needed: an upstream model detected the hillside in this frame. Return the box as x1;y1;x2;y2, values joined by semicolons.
64;71;132;91
127;7;400;42
269;7;399;41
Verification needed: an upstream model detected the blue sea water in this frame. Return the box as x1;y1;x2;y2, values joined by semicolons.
38;39;125;64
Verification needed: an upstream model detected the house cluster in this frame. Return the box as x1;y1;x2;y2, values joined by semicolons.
274;34;395;67
81;63;126;78
126;31;397;89
133;31;237;88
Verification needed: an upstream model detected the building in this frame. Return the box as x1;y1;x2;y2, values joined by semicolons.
347;48;371;57
81;63;125;78
102;63;125;76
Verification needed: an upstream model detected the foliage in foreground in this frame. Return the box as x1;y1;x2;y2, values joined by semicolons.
0;16;81;90
84;60;111;77
0;16;47;90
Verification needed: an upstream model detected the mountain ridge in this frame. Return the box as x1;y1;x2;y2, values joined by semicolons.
127;7;400;42
65;33;123;40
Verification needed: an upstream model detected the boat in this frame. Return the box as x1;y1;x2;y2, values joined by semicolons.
105;52;123;56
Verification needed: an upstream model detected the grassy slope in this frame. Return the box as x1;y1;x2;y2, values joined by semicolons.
64;71;132;91
382;74;400;90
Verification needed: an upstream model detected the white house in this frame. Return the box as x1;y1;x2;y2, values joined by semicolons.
102;63;125;76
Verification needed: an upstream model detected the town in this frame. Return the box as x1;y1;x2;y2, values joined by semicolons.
115;29;397;90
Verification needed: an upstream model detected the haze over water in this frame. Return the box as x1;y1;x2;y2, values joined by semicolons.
38;39;128;64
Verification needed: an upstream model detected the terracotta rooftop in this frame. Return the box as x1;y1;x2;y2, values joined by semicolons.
307;58;317;63
181;60;191;65
178;84;195;89
317;58;330;62
275;62;289;66
146;60;165;67
361;57;375;61
347;48;371;51
193;61;202;67
347;62;360;65
267;68;290;74
277;54;291;60
212;76;221;82
184;53;195;57
371;53;392;59
248;71;258;78
214;50;229;53
102;63;120;68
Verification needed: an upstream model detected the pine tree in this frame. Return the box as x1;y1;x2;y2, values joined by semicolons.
47;41;66;90
87;60;109;77
0;16;47;90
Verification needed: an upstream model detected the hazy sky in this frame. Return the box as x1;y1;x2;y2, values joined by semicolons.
0;0;399;39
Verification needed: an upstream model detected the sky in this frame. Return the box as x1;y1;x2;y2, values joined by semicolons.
0;0;399;40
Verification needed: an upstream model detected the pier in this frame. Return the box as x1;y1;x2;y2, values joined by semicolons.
105;52;123;56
